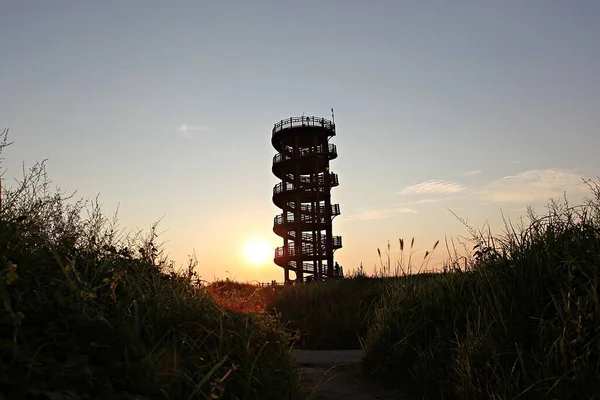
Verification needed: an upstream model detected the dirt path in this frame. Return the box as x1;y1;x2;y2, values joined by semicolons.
291;349;402;400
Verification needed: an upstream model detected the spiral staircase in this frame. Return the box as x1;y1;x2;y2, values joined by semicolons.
271;116;342;283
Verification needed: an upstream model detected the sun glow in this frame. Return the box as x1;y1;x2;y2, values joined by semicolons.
242;239;272;265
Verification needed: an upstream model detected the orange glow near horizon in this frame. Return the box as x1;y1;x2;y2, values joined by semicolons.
242;238;272;266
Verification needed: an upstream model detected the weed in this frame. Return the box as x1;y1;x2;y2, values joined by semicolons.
0;134;299;399
363;180;600;399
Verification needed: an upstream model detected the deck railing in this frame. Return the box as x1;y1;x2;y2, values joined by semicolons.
274;236;342;258
272;173;339;195
274;204;340;226
273;143;337;165
272;116;335;135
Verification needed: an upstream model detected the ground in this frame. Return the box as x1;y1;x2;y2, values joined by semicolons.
292;350;402;400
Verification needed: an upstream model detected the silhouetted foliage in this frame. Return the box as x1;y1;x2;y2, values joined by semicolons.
364;181;600;399
0;137;299;399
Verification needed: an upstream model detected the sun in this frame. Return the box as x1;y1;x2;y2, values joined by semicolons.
242;239;272;265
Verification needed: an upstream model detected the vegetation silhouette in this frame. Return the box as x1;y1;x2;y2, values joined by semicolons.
0;130;299;399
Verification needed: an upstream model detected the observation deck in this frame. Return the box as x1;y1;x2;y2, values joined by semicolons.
271;116;336;148
271;115;342;283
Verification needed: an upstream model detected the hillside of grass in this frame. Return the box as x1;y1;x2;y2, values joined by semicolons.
268;277;384;350
363;181;600;399
268;272;442;350
206;280;282;314
0;159;299;399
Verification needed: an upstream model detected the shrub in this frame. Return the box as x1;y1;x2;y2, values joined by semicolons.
269;277;386;349
0;146;299;399
364;181;600;399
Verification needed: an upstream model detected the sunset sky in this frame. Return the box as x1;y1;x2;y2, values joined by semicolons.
1;1;599;282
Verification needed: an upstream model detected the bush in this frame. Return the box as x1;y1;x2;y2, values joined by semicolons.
268;242;444;351
364;181;600;399
0;153;299;399
206;280;281;314
269;277;386;350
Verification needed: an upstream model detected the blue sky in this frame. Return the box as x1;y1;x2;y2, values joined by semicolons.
1;1;599;281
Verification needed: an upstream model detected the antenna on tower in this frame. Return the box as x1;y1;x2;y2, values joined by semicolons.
331;108;335;125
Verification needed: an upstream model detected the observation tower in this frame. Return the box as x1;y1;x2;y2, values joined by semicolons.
271;115;342;283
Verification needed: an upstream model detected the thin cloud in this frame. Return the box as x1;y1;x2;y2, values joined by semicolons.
398;198;442;206
342;169;587;224
478;168;587;203
344;207;417;221
178;123;207;140
454;170;482;177
399;180;466;195
397;168;587;205
412;198;441;204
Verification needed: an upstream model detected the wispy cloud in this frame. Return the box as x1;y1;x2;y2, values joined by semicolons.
478;169;587;203
397;168;587;205
398;198;441;206
454;170;482;177
412;198;441;204
399;180;466;195
178;123;207;140
344;169;586;224
344;207;417;221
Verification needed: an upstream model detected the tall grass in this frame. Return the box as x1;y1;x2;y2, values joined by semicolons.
269;251;442;350
0;149;299;398
267;237;442;350
207;280;281;314
269;277;386;349
364;180;600;399
374;237;440;277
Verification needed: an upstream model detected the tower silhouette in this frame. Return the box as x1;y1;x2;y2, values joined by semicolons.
271;115;342;283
